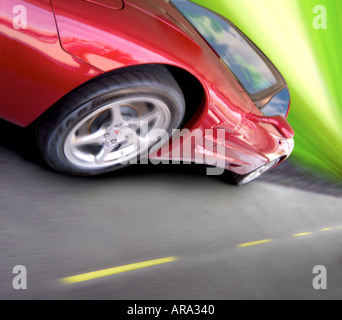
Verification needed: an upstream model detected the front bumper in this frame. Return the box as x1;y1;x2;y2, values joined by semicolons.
190;112;295;176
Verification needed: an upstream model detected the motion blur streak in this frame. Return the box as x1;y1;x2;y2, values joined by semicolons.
194;0;342;179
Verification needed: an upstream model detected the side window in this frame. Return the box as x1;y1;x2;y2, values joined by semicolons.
172;0;286;105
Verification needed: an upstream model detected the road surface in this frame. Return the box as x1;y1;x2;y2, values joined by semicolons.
1;120;342;300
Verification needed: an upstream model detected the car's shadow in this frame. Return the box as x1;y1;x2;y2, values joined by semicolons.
0;119;44;166
0;119;236;184
1;119;342;197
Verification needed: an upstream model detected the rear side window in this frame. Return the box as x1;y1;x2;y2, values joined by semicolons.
172;0;286;103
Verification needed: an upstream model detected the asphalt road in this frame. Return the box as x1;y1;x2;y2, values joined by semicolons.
1;120;342;300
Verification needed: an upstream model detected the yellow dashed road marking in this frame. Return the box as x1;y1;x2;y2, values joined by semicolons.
60;257;177;284
293;232;313;237
320;228;333;231
61;225;342;283
238;226;342;249
237;239;273;248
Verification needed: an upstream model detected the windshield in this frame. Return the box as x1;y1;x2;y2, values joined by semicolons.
172;0;284;100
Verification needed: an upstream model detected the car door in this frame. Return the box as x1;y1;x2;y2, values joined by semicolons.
0;0;101;126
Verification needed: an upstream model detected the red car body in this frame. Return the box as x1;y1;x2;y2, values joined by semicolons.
0;0;294;178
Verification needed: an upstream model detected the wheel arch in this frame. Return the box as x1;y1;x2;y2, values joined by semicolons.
33;63;206;131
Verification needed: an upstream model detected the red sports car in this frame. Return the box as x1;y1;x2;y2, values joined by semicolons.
0;0;294;184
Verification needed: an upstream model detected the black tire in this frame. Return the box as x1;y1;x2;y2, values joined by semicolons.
36;65;185;176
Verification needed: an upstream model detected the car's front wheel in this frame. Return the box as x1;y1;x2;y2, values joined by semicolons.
36;66;185;175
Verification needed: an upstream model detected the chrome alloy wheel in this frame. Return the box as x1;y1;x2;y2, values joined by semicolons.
64;96;172;169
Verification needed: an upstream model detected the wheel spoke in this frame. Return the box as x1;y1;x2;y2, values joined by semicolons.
109;105;124;126
150;115;166;131
128;109;163;125
95;145;114;164
70;130;105;147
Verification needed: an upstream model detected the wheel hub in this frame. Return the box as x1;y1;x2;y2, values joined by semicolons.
103;124;130;147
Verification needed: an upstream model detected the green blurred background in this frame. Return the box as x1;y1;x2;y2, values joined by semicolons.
193;0;342;180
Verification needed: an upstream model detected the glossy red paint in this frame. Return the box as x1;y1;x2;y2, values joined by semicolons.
0;0;102;126
0;0;294;176
84;0;124;10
